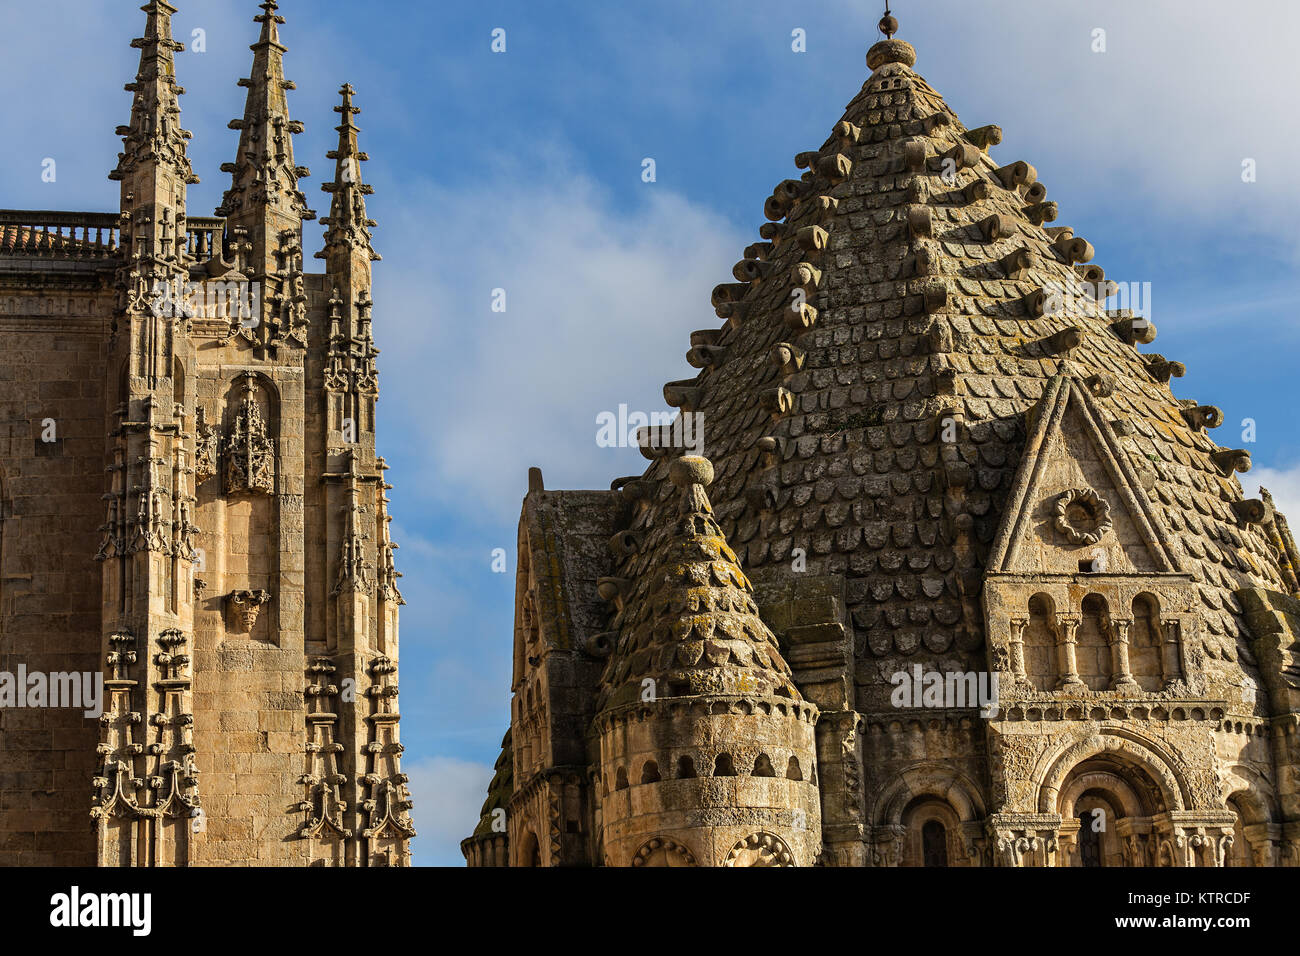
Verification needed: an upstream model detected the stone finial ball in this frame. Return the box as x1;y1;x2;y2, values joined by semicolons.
867;38;916;70
879;14;898;37
670;455;714;488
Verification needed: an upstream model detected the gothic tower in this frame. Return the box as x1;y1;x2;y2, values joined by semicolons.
464;14;1300;866
94;0;204;868
0;0;413;866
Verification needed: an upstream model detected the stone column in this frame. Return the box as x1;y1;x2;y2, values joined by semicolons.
1280;832;1300;868
1056;816;1080;868
1055;613;1084;690
1008;616;1028;684
870;824;907;867
1108;618;1139;692
960;821;988;867
1243;823;1281;867
1116;817;1153;867
1160;617;1183;685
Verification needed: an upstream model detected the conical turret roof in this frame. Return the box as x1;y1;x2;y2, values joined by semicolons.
597;456;802;712
615;21;1296;677
469;728;514;839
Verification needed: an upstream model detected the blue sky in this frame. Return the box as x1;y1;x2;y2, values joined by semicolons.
2;0;1298;865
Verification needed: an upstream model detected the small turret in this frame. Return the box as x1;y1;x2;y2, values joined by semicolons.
594;456;821;866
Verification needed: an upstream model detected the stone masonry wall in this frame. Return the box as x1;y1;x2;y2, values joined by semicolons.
0;292;112;864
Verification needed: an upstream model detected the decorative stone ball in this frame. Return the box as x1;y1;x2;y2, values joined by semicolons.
867;38;917;70
670;455;714;488
878;14;899;37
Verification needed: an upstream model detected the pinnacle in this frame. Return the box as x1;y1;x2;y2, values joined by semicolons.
318;83;380;264
218;0;315;263
110;0;198;195
253;0;286;41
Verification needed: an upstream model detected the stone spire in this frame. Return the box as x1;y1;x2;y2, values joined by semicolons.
593;457;821;867
317;83;381;425
218;0;315;283
318;84;380;271
109;0;197;265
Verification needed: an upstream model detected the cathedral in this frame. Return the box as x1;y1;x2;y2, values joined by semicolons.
0;1;414;865
462;15;1300;867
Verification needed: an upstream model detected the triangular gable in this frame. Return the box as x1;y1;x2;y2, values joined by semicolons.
987;371;1181;575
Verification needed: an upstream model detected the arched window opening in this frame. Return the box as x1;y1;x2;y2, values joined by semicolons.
1024;593;1057;691
1130;594;1163;691
1078;594;1112;690
713;753;736;777
921;820;948;867
640;760;660;784
786;756;803;781
677;755;696;779
615;766;629;790
902;798;963;867
753;754;775;777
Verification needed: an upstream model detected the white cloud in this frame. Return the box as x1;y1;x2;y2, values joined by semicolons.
405;756;496;867
823;0;1300;257
1250;464;1300;527
375;167;745;522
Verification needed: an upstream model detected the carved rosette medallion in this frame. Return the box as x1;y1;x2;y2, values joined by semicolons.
1053;488;1112;545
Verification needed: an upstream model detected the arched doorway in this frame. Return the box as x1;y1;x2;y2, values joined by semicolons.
1049;738;1187;867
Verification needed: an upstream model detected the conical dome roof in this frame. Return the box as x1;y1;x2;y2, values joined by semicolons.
617;25;1296;679
597;456;802;712
469;728;514;839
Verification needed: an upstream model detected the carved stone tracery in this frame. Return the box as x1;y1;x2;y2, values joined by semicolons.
222;373;275;495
